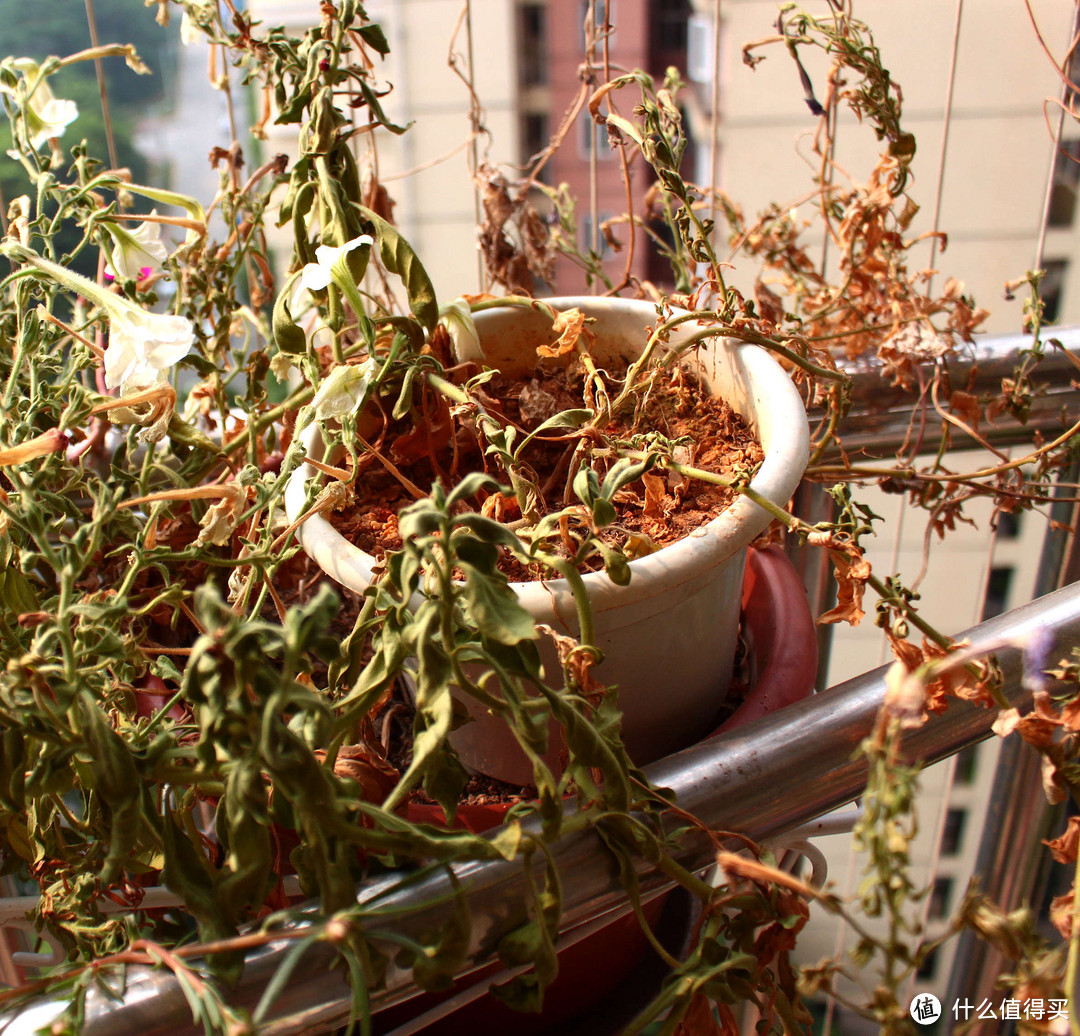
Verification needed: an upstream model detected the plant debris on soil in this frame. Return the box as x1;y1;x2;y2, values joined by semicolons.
328;357;764;579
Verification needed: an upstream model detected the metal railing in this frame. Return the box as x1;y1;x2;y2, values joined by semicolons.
3;330;1080;1035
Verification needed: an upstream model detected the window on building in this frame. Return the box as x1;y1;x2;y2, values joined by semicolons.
941;808;967;856
519;2;547;88
981;565;1014;622
581;212;614;257
953;744;979;786
915;947;939;981
996;509;1023;540
645;208;680;287
651;0;691;50
1048;141;1080;227
521;112;549;173
686;13;717;87
579;117;613;159
928;876;954;920
1041;259;1068;324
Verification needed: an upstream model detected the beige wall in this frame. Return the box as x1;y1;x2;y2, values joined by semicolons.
251;0;519;301
712;0;1077;333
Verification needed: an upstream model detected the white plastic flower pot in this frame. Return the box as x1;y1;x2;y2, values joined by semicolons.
285;296;810;785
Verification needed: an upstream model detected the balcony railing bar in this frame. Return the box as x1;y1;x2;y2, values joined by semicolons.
7;576;1079;1035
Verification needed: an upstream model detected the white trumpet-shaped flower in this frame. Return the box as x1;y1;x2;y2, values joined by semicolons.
437;297;484;363
299;235;373;292
180;12;201;46
103;308;195;393
6;247;194;396
310;359;377;421
104;212;170;282
1;60;78;150
179;1;214;46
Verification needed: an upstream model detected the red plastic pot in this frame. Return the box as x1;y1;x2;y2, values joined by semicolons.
378;544;818;1035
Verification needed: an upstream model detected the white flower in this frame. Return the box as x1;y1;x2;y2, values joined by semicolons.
310;360;377;421
1;60;78;150
299;235;373;292
104;212;170;281
104;308;195;393
3;247;194;396
437;297;484;363
180;12;202;46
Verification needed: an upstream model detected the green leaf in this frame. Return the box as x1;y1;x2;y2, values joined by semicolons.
356;21;390;55
453;512;527;552
398;499;444;541
591;496;617;528
421;748;470;825
513;408;595;458
572;466;601;507
273;274;308;354
600;455;657;500
598;543;631;585
176;352;220;376
446;471;505;509
79;694;141;883
453;535;500;573
357;205;438;331
459;562;537;645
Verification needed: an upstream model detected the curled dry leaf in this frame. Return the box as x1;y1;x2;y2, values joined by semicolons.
950;389;981;430
518;379;560;424
314;745;399;805
991;708;1021;739
1050;890;1077;940
536;306;594;358
475;164;554;293
881;660;930;730
890;636;997;714
811;535;871;626
1043;814;1080;864
195;482;250;547
1015;692;1064;750
640;469;670;521
538;623;606;702
674;992;730;1036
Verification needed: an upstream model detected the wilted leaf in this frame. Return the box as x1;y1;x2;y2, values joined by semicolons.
1044;815;1080;864
536;307;594;358
459;562;537;644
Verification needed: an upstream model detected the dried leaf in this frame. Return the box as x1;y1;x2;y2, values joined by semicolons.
816;541;871;626
674;993;728;1036
536;307;593;358
950;390;981;430
881;660;928;730
314;745;398;804
518;380;560;424
641;470;669;520
1050;890;1077;939
1044;815;1080;864
195;483;249;547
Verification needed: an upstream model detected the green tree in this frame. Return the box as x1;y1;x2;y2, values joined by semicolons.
0;0;177;266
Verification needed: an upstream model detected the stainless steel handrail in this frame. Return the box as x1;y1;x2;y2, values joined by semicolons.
7;578;1079;1036
833;327;1080;456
